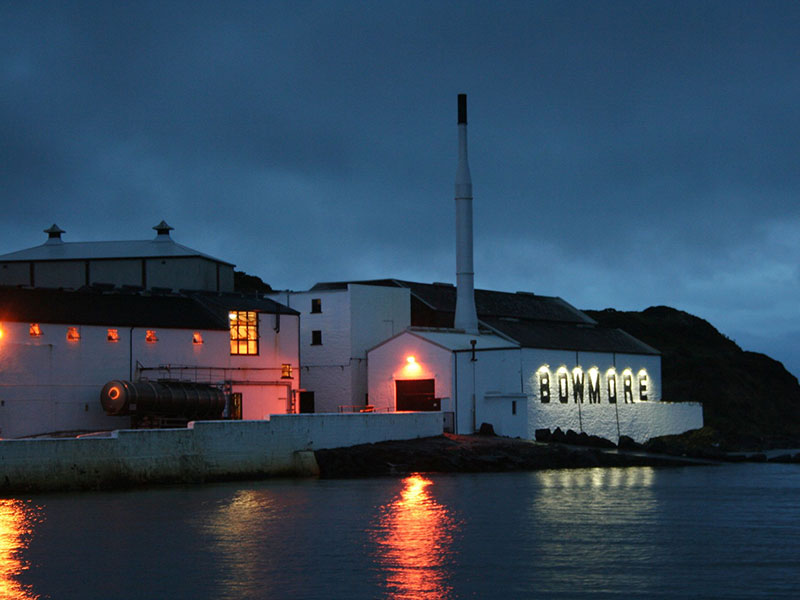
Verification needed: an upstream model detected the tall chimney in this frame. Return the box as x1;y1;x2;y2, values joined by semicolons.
454;94;479;333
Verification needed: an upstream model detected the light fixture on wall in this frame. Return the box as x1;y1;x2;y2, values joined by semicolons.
192;332;203;345
281;363;293;379
403;355;421;376
66;327;80;341
29;323;42;337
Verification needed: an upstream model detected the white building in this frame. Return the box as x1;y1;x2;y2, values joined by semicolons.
0;224;299;438
363;94;702;442
368;321;702;443
267;283;409;413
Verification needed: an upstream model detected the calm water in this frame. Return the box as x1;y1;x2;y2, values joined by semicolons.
2;464;799;599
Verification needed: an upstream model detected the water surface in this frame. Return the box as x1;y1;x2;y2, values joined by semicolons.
3;464;799;599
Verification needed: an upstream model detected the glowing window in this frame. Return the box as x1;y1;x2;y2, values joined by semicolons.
29;323;42;337
229;311;259;355
192;332;203;345
107;329;120;342
66;327;80;341
281;363;293;379
145;330;158;343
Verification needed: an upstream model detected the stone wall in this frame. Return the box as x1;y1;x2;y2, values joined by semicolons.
0;412;443;492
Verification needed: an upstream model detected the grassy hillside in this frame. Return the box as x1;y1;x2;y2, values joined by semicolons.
585;306;800;443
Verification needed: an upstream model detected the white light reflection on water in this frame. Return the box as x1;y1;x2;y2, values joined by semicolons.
371;474;459;600
0;499;43;600
524;467;661;595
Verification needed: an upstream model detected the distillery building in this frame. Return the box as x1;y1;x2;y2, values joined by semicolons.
0;223;300;438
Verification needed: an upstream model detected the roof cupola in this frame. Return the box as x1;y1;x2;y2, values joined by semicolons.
43;224;65;245
153;220;174;241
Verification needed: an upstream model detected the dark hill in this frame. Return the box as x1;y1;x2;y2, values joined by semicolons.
585;306;800;445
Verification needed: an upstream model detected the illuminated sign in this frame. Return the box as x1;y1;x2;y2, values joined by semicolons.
537;365;650;404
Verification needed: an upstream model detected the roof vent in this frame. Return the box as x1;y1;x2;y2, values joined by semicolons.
43;224;65;245
153;220;174;241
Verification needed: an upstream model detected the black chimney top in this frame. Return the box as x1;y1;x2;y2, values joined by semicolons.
458;94;467;124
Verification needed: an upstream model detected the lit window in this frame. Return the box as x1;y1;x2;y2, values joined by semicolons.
229;311;259;355
146;330;158;343
311;330;322;345
311;298;322;313
66;327;80;341
29;323;42;337
281;363;293;379
107;329;120;342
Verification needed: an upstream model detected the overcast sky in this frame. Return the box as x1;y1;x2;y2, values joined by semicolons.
2;1;798;377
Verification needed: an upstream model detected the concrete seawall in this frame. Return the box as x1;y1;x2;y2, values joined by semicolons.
0;412;444;493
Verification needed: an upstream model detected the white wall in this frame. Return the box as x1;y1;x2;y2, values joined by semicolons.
0;262;32;286
0;412;444;492
528;401;703;443
0;313;300;438
269;285;411;412
455;348;523;434
368;332;453;412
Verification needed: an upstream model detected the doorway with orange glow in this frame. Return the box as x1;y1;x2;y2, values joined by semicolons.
395;379;439;411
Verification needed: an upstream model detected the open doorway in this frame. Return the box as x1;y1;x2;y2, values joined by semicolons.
395;379;439;411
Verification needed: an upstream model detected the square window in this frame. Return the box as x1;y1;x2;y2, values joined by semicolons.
281;363;293;379
107;328;120;342
146;330;158;343
310;298;322;313
311;330;322;345
29;323;42;337
229;311;259;355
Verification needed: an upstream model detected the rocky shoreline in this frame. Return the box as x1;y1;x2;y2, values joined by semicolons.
314;429;800;478
313;433;709;478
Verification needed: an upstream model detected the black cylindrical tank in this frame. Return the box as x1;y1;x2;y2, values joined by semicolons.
100;380;225;419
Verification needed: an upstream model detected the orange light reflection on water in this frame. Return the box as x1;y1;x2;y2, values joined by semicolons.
0;499;42;600
374;474;456;600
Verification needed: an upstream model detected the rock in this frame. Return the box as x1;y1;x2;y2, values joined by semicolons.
478;422;496;436
534;428;552;442
565;429;582;445
617;435;643;451
551;428;567;444
767;454;793;463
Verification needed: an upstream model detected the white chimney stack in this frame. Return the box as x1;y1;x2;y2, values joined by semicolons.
454;93;479;334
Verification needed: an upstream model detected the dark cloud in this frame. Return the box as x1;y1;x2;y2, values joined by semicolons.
1;1;798;375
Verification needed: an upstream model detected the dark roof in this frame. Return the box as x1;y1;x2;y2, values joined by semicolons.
311;278;657;355
311;279;594;325
0;287;297;330
482;317;660;355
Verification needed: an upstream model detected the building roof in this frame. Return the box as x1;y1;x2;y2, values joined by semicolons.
311;279;595;325
0;223;233;265
405;328;518;352
481;317;660;355
312;278;658;355
0;287;297;330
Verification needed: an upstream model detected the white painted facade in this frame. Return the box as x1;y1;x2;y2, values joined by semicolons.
268;284;410;412
0;313;299;438
368;330;703;443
